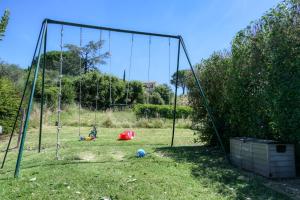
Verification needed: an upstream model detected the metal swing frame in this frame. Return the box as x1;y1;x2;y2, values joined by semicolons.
0;18;227;178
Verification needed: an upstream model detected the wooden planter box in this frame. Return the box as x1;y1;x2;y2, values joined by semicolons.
230;137;296;178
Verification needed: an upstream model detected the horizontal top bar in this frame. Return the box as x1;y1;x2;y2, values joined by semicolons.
45;19;180;39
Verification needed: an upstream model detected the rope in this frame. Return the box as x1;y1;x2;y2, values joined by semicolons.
95;30;102;126
78;27;82;137
56;25;63;160
125;34;134;105
147;36;151;104
168;38;171;105
109;31;112;106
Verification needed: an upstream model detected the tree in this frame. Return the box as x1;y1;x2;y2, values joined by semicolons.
65;40;110;74
170;69;189;94
0;78;20;134
127;81;145;104
149;92;165;105
153;84;173;104
0;61;24;85
0;9;9;41
187;0;300;148
188;51;232;147
41;51;81;76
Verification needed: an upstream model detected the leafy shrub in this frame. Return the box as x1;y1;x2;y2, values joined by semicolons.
188;0;300;148
149;92;165;105
102;116;116;128
0;78;20;134
134;104;192;119
153;84;173;104
74;72;145;109
134;118;164;128
150;119;164;128
135;119;151;128
61;76;75;105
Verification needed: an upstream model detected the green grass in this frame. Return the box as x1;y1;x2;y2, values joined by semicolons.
0;110;289;199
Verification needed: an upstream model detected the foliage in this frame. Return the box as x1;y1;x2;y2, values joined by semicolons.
65;40;110;73
170;69;190;94
188;0;300;147
134;104;192;119
0;78;20;134
0;9;9;41
41;51;81;76
149;92;165;105
35;73;75;109
72;71;147;109
74;71;125;109
61;76;75;105
102;115;116;128
126;81;145;104
0;61;25;87
153;84;173;104
188;51;232;146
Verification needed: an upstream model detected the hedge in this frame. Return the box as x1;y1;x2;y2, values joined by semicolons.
188;0;300;148
0;78;20;134
133;104;192;119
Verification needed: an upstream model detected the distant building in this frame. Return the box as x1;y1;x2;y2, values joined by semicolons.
143;81;156;92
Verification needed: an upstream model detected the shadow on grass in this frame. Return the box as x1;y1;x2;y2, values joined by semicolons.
155;145;289;200
0;159;131;179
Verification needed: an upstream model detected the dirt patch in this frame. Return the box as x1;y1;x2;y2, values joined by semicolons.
111;151;125;161
75;152;96;161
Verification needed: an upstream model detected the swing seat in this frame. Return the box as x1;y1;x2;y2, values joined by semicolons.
80;136;96;141
118;130;135;140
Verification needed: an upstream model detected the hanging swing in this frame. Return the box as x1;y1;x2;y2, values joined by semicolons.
168;38;172;105
78;27;98;141
108;33;135;110
125;34;134;106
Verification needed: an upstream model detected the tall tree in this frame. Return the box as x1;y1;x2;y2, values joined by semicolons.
65;40;110;73
170;69;189;94
0;9;9;41
153;84;173;104
41;51;81;76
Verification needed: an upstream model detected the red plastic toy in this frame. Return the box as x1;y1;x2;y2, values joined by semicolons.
118;130;135;140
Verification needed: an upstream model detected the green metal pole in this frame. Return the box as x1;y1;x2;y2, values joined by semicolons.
46;18;179;39
38;22;47;153
14;25;46;178
171;39;181;147
179;37;228;160
1;22;45;169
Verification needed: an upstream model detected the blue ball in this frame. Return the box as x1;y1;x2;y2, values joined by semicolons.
136;149;146;158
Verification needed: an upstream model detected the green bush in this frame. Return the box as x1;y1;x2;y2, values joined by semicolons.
74;71;145;109
134;104;192;119
188;0;300;148
102;116;116;128
134;118;164;128
0;78;20;134
34;73;75;109
149;92;165;105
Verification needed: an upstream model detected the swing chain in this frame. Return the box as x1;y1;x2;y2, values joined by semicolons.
108;31;112;106
125;34;134;105
56;25;64;160
79;27;83;136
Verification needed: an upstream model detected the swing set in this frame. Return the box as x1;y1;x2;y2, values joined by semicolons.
0;19;226;178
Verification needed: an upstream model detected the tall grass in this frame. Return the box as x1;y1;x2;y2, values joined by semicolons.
28;104;192;129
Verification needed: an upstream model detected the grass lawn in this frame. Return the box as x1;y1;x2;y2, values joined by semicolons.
0;113;290;199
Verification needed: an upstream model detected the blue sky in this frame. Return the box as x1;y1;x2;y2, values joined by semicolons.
0;0;281;84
